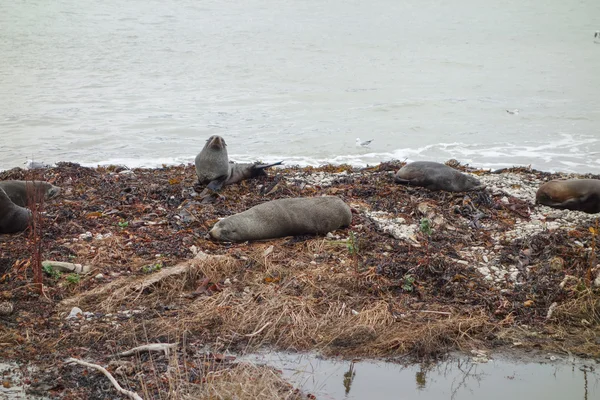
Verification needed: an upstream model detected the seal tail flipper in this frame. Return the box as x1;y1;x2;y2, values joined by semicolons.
246;161;284;179
394;177;412;185
253;161;284;170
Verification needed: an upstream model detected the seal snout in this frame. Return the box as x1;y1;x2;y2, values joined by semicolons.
206;135;226;150
47;185;61;200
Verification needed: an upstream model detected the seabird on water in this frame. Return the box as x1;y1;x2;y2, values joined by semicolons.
356;138;373;147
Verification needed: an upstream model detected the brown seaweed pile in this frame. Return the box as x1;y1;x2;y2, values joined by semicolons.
0;161;598;399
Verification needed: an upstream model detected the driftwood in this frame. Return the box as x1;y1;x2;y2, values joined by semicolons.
59;251;230;309
65;357;143;400
117;343;178;357
42;260;91;274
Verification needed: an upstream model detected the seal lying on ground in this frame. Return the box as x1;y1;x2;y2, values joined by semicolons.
225;161;284;185
195;135;283;192
394;161;484;192
0;180;61;207
536;179;600;214
209;196;352;242
0;187;32;234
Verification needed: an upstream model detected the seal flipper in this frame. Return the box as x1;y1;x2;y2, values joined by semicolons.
247;161;284;179
225;161;284;185
254;161;284;170
394;178;413;185
206;176;228;192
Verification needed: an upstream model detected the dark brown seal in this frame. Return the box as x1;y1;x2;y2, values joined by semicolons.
0;187;31;234
536;179;600;214
209;196;352;242
394;161;484;192
0;180;61;207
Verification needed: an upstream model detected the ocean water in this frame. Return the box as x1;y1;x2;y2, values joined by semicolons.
1;0;599;172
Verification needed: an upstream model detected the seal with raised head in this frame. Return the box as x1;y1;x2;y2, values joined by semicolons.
536;179;600;214
194;135;231;192
0;180;61;207
0;187;31;234
394;161;484;192
209;196;352;242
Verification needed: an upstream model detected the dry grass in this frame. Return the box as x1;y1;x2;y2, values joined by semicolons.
181;363;303;400
62;248;501;361
552;288;600;327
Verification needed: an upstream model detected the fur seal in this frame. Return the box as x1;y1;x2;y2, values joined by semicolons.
195;135;230;191
0;187;31;234
209;196;352;242
194;135;283;197
394;161;484;192
536;179;600;214
0;180;61;207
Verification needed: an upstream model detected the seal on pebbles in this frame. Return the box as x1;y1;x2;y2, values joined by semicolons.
0;187;31;234
394;161;484;192
536;179;600;214
0;180;61;207
209;196;352;242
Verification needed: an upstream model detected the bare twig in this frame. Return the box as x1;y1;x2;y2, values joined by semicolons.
65;357;143;400
244;322;272;337
117;343;178;357
418;310;452;316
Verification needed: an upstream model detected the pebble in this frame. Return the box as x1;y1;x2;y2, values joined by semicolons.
67;307;83;320
94;273;104;280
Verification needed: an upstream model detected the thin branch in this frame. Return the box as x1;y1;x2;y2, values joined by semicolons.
65;357;143;400
244;322;272;337
117;343;178;357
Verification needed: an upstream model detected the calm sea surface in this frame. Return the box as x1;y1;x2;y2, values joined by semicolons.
1;0;599;172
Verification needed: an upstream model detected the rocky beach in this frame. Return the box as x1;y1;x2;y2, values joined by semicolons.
0;160;599;399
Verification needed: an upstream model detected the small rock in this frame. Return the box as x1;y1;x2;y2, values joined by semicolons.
94;273;104;280
549;257;564;272
67;307;83;320
263;246;274;257
224;278;231;285
0;301;14;316
79;232;93;241
594;271;600;288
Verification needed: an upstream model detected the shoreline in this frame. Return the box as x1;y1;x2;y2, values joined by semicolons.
0;160;599;398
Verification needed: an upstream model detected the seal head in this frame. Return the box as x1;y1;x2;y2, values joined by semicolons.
0;180;61;207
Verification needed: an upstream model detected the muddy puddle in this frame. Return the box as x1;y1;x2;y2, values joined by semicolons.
242;352;599;400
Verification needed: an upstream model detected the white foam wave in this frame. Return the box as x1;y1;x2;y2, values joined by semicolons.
10;134;598;175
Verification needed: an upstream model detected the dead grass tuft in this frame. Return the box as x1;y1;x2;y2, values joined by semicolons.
375;312;494;358
181;363;303;400
552;288;600;327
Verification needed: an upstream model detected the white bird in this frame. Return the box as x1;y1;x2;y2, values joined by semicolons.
505;109;519;115
356;138;373;147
